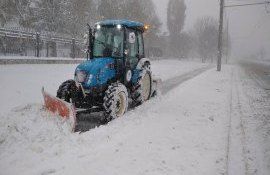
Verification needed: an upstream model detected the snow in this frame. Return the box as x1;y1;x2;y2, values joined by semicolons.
151;59;209;81
0;59;269;175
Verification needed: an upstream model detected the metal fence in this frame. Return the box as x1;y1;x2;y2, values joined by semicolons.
0;28;85;58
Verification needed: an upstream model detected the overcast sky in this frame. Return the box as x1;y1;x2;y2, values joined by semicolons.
152;0;270;59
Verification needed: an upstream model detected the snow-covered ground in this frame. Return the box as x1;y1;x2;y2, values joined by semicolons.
0;59;269;175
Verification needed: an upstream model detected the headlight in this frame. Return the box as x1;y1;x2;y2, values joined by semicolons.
76;71;87;83
87;74;93;84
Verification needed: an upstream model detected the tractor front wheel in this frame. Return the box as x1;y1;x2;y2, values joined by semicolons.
56;80;83;107
103;83;128;122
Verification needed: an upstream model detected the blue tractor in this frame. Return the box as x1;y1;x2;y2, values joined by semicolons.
43;20;159;127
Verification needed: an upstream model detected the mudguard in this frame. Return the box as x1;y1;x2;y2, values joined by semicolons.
136;58;151;70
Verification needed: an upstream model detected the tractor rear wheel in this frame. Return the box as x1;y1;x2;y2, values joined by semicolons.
103;83;128;122
132;65;152;105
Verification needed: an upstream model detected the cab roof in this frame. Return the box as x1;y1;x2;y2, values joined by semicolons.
97;19;145;31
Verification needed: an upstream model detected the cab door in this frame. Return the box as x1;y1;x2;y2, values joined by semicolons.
125;28;139;70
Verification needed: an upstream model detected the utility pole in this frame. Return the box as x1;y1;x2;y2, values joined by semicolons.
226;18;229;64
217;0;224;71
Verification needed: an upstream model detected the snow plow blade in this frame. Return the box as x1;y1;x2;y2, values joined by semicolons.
42;87;76;131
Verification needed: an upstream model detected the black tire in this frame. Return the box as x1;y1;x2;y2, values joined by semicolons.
56;80;82;107
132;63;152;105
103;83;128;122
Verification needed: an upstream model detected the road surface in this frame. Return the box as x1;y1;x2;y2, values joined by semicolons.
226;60;270;175
239;59;270;90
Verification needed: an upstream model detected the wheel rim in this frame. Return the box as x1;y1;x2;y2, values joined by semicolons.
115;91;126;117
142;72;151;101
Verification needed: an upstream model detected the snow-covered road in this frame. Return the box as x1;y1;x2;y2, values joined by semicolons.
0;60;269;175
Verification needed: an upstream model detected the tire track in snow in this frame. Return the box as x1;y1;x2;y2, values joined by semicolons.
234;63;270;174
227;66;252;175
234;70;253;175
161;65;214;94
225;67;234;175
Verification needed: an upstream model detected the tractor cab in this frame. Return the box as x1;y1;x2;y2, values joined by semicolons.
93;20;146;61
76;20;148;89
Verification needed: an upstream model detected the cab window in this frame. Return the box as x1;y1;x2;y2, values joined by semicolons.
93;26;124;58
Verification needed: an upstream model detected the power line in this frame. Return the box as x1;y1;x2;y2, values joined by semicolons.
225;1;270;8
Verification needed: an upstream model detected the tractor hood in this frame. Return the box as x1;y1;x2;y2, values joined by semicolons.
76;57;114;73
75;57;116;88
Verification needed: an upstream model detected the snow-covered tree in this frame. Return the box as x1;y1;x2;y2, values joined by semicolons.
97;0;161;49
167;0;186;36
97;0;161;30
193;16;218;62
63;0;96;37
167;0;186;57
33;0;65;33
0;0;35;28
97;0;123;19
1;0;161;43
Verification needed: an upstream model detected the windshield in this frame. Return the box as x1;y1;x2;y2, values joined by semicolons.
93;26;124;58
